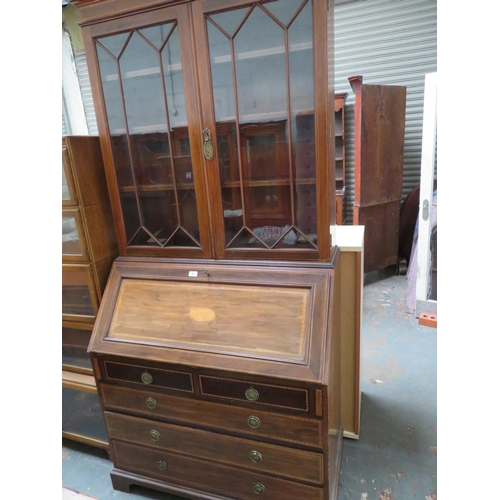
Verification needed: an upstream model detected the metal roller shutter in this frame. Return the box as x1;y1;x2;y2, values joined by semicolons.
331;0;437;223
74;51;99;135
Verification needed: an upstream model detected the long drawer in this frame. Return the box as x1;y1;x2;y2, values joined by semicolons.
100;384;323;449
105;411;323;485
112;440;324;500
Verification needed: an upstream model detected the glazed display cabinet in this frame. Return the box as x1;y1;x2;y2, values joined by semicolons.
62;135;118;448
78;0;336;262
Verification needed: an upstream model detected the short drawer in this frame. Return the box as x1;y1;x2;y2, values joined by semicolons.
199;375;309;412
105;411;323;485
112;440;324;500
100;384;322;449
103;360;193;393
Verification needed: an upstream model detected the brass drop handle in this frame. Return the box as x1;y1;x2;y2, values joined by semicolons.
249;450;263;463
245;388;259;402
156;459;167;471
253;483;265;494
247;416;261;429
203;128;214;161
150;430;161;442
141;371;153;384
146;397;158;410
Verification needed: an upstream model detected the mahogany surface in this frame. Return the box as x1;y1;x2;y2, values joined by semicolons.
72;0;344;497
349;75;407;272
88;258;341;499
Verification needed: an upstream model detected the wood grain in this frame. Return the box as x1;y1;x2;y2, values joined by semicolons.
108;280;309;361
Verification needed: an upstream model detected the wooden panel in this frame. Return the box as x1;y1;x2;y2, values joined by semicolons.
103;360;194;393
355;201;400;272
199;375;308;412
64;135;111;208
355;83;406;205
100;384;323;449
111;440;324;500
104;411;323;485
62;142;78;206
80;202;118;263
350;76;406;272
107;279;310;362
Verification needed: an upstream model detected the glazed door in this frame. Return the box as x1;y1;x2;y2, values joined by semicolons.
193;0;330;261
83;3;213;258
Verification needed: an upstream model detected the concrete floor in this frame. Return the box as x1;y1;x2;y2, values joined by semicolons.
62;271;437;500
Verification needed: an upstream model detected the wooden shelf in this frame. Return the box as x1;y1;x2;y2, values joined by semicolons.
222;178;316;188
62;370;97;394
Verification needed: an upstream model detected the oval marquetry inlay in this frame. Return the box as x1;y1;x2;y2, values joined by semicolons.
189;307;216;322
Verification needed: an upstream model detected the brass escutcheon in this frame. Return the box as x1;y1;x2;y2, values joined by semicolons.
150;430;161;442
203;128;214;161
253;483;265;494
156;459;167;471
141;371;153;384
247;416;261;429
249;450;263;463
245;388;259;402
146;397;158;410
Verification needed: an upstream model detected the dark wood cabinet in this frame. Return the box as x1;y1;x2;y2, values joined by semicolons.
89;259;342;500
62;135;118;448
72;0;344;498
349;75;407;273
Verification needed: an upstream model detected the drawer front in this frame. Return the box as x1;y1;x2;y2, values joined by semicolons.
100;384;322;449
103;360;193;393
105;411;323;485
112;440;324;500
199;375;309;412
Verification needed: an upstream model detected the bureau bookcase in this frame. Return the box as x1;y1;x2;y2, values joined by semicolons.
73;0;343;498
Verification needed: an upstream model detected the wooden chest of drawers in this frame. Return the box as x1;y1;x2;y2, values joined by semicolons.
89;257;343;500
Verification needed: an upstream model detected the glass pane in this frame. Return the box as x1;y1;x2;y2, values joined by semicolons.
209;8;250;37
289;1;316;246
121;32;167;134
234;8;287;123
62;159;71;201
262;0;305;27
62;327;92;370
62;388;108;443
62;214;85;256
96;21;201;250
97;42;142;244
139;24;174;50
98;32;129;57
62;266;95;317
161;27;188;129
207;22;235;122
